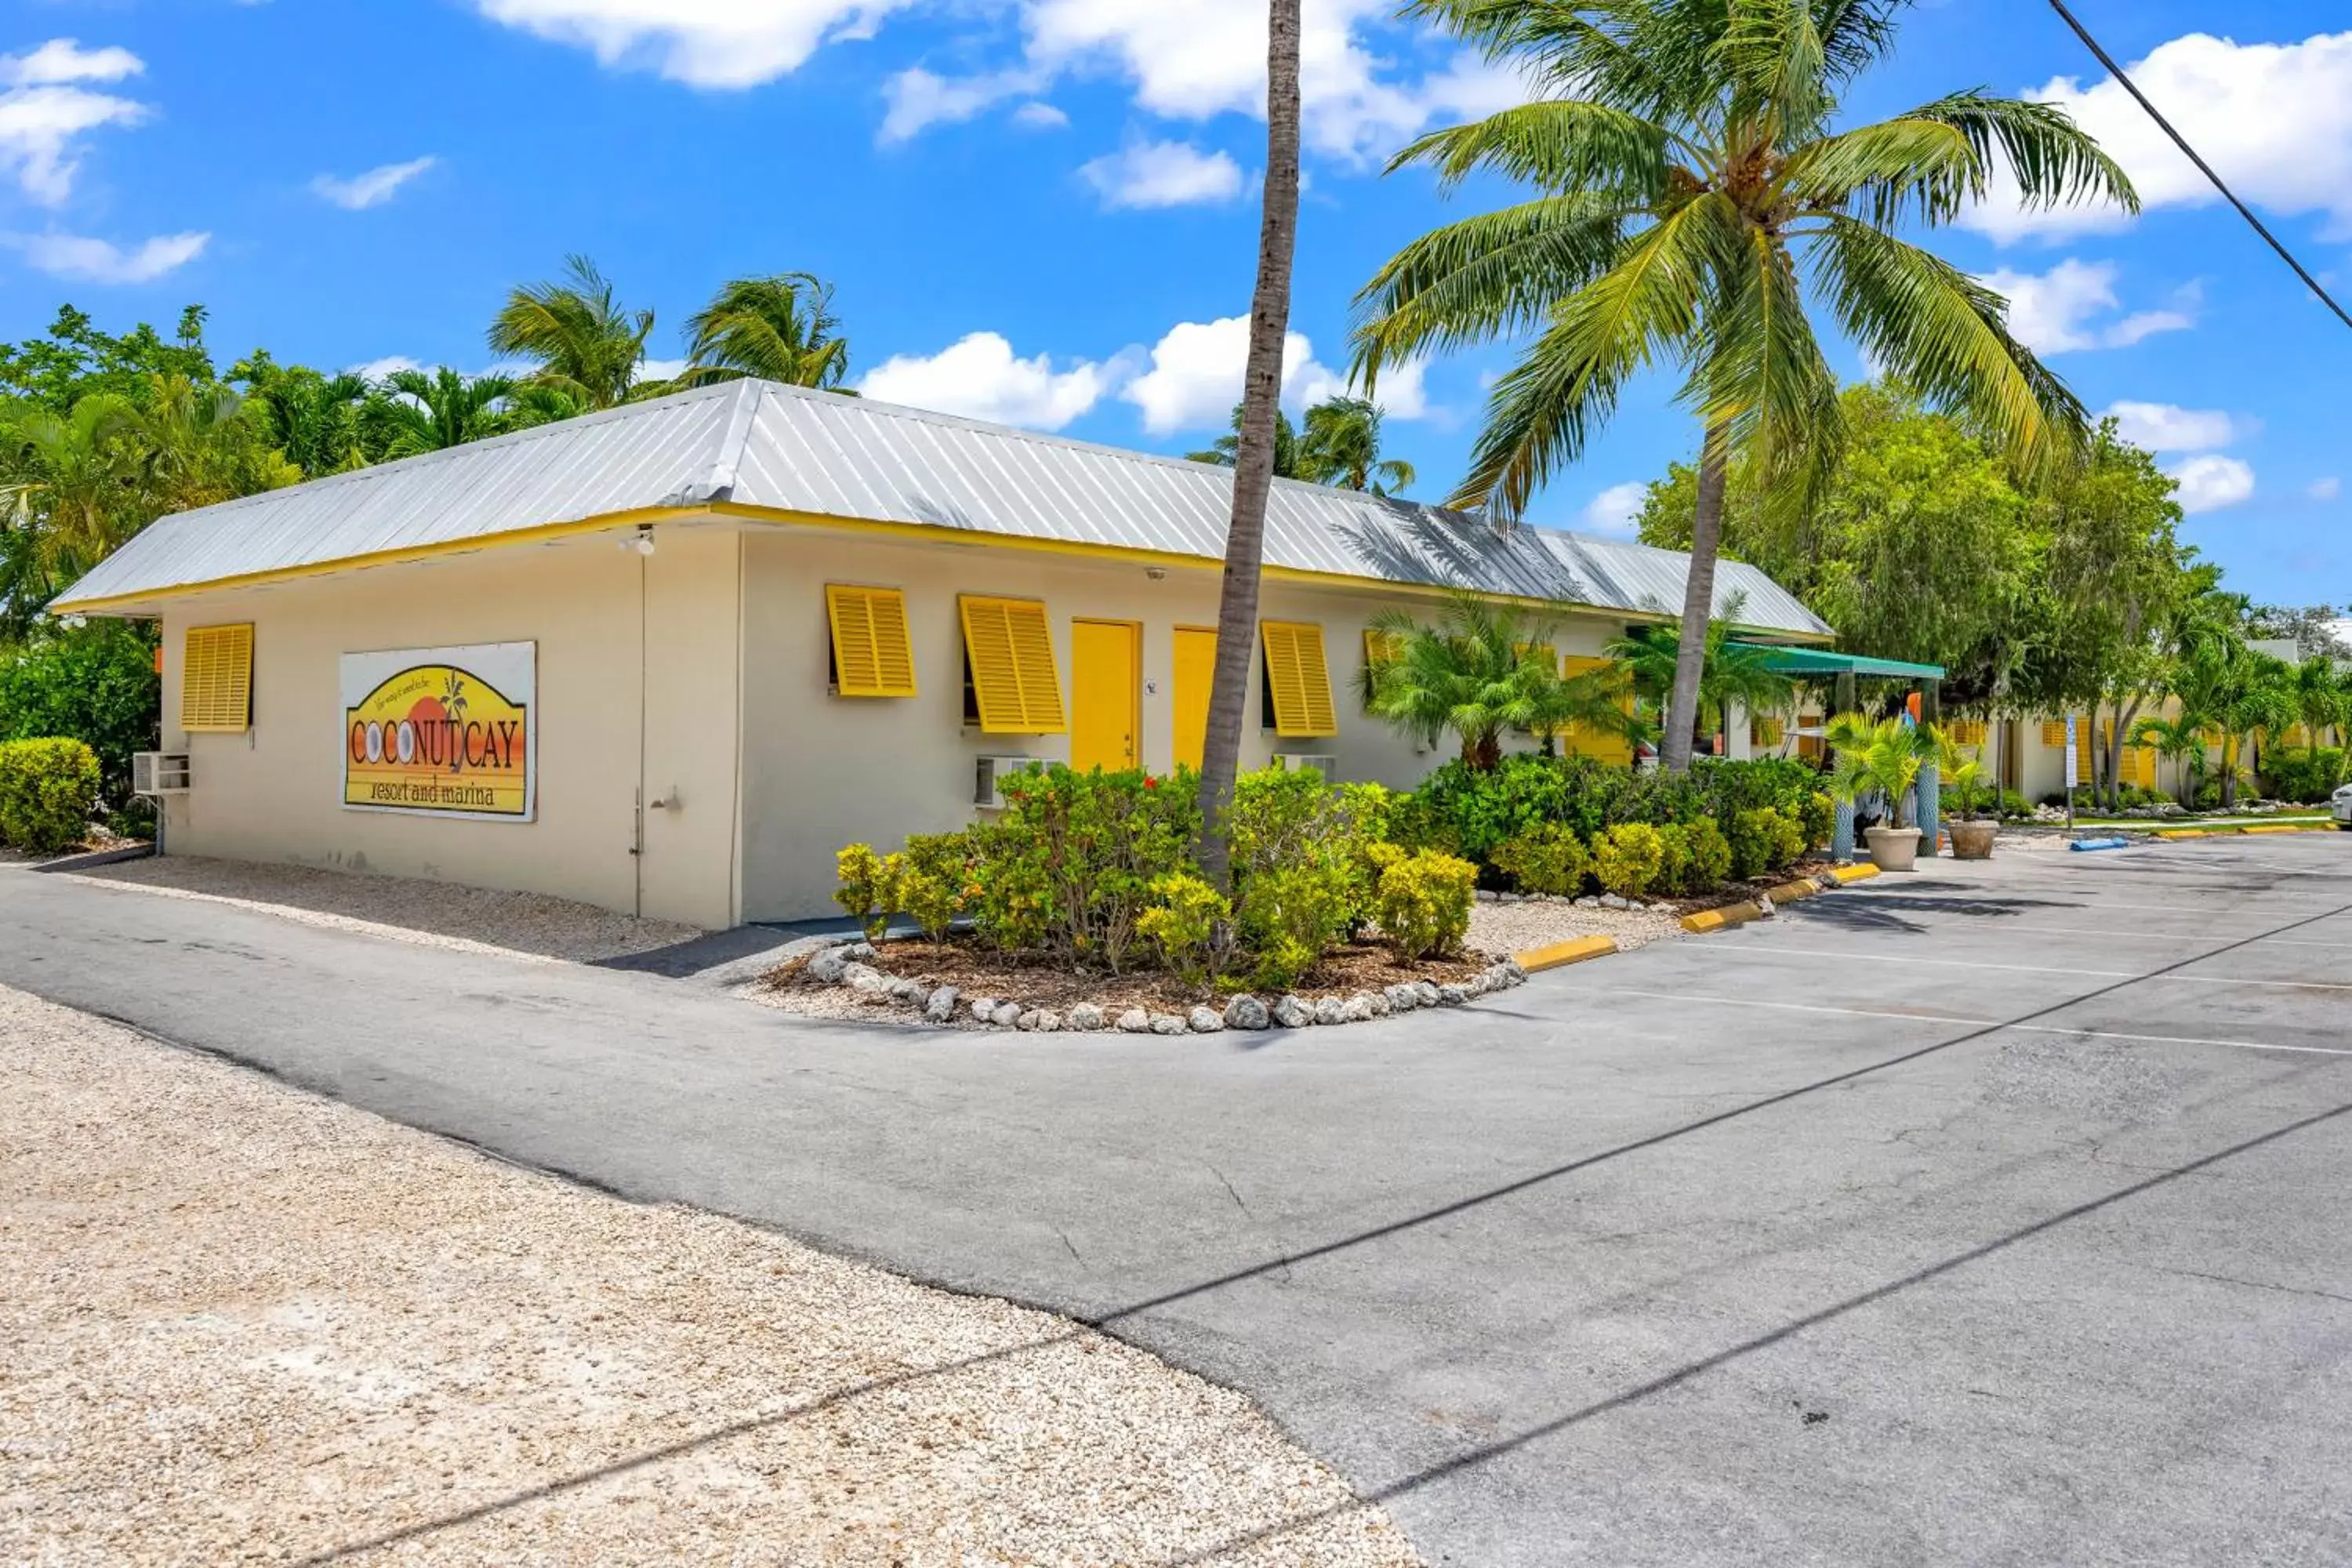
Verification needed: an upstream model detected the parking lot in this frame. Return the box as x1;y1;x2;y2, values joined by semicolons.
2;831;2347;1565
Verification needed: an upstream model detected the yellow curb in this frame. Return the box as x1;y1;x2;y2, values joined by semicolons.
2241;823;2318;834
1769;879;1823;904
1830;863;1882;884
1514;934;1618;972
1682;901;1764;934
2153;828;2210;840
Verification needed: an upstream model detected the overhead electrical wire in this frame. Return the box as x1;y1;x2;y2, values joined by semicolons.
2044;0;2352;334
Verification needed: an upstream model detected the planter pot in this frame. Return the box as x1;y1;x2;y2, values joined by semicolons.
1949;818;1998;860
1865;825;1923;872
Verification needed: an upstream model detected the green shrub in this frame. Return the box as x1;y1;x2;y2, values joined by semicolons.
1376;850;1477;960
1751;806;1807;873
1227;765;1370;986
0;738;101;854
1491;822;1588;895
1675;816;1733;893
833;842;900;942
972;764;1201;971
1236;862;1356;989
1798;791;1836;850
2261;749;2344;804
0;622;159;804
1136;872;1232;988
895;831;975;949
1725;808;1773;880
1592;822;1664;899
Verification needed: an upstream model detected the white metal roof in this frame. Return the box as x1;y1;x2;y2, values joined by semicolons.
54;378;1833;637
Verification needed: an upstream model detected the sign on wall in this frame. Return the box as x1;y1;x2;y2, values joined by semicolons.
341;642;536;821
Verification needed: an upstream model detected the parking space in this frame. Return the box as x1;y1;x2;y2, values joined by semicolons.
2;832;2349;1566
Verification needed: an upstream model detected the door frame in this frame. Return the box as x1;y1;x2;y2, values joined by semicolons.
1070;617;1142;772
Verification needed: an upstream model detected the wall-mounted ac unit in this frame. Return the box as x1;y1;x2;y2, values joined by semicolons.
132;751;191;795
1277;753;1339;779
974;754;1044;808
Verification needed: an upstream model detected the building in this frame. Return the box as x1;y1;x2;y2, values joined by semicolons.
55;379;1834;927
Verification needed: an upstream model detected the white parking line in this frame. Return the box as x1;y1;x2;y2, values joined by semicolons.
1584;989;2352;1058
1693;943;2352;990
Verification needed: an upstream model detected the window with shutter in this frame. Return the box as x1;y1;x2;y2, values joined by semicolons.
825;585;917;697
959;596;1065;733
1259;621;1337;737
2040;720;2067;749
182;623;253;733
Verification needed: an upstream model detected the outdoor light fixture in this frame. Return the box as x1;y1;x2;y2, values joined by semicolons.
632;526;656;557
1145;566;1167;580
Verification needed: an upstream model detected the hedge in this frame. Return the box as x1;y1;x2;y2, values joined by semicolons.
0;737;101;854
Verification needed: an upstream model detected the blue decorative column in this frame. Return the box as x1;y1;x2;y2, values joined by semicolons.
1915;763;1940;858
1834;798;1856;862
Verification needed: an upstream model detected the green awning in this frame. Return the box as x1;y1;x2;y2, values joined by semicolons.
1729;644;1944;681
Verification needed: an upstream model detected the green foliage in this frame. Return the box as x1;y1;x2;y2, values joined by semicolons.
0;621;159;801
1592;823;1665;901
1227;765;1365;989
486;255;654;412
895;831;975;949
2261;749;2345;804
971;764;1201;972
833;842;899;942
1375;851;1478;961
1798;791;1836;850
1655;816;1732;896
1491;823;1588;895
0;737;100;853
680;273;852;390
1823;713;1941;827
1360;593;1631;768
1135;873;1233;988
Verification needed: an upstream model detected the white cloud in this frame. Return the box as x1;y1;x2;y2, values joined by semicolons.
1120;314;1422;434
311;155;437;210
879;66;1047;143
2169;454;2255;514
1011;100;1068;129
1078;140;1243;209
1978;260;2196;354
348;355;425;380
1962;30;2352;243
10;230;207;283
2307;476;2341;501
0;40;150;205
2102;401;2236;452
472;0;919;89
640;357;688;382
859;331;1113;430
1578;481;1647;537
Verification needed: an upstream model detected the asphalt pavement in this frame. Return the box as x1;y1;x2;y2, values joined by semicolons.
4;833;2349;1566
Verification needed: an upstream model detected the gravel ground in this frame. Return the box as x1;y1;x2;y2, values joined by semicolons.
0;984;1418;1567
1466;897;1686;956
63;855;700;964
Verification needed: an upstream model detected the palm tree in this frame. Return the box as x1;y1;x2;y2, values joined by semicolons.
1352;0;2134;775
249;368;370;479
1604;593;1795;749
367;368;519;457
2288;655;2348;770
1299;396;1417;494
487;256;653;411
1194;0;1302;885
1362;594;1631;768
680;273;853;390
1188;402;1301;476
2129;713;2211;808
0;394;137;573
1824;713;1940;828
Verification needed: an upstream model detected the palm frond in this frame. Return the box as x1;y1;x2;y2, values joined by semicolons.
1388;99;1676;198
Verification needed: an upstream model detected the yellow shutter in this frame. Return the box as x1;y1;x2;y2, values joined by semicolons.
1560;655;1634;765
1946;717;1986;746
1260;621;1338;737
2040;720;2067;749
959;595;1065;733
1750;715;1784;747
181;623;253;732
826;585;917;698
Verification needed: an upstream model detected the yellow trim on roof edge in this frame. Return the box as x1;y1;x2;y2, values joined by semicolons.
53;498;1836;644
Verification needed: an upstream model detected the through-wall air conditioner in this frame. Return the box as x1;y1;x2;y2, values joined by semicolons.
974;755;1044;809
132;752;191;796
1279;753;1340;779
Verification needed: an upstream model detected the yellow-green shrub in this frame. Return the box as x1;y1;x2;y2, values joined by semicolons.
1656;816;1731;895
1376;850;1477;960
1491;823;1588;896
833;842;900;942
1592;822;1664;899
895;831;975;949
0;738;100;855
1798;791;1837;851
1136;872;1232;987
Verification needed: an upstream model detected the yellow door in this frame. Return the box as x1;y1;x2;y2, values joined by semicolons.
1172;626;1216;772
1070;619;1140;773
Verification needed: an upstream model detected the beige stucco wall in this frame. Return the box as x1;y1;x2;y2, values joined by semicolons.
157;521;744;929
735;524;1635;920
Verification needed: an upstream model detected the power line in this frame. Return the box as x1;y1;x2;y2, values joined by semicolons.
2045;0;2352;333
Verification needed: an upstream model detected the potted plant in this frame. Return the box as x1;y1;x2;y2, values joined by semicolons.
1940;738;1998;859
1824;713;1942;871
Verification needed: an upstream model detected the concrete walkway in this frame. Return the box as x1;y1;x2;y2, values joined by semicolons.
4;834;2349;1565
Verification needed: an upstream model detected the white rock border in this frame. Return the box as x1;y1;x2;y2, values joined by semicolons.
792;939;1528;1034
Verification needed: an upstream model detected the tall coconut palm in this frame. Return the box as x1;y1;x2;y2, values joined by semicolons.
679;273;854;390
1352;0;2135;774
487;256;652;411
1299;395;1417;495
367;368;519;457
1194;0;1302;885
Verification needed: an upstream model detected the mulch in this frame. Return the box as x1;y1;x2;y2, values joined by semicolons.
767;932;1497;1016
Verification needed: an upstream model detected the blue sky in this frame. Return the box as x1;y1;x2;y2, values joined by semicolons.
0;0;2345;605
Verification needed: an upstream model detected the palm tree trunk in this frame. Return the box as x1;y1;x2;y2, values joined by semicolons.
1661;419;1730;775
1192;0;1301;886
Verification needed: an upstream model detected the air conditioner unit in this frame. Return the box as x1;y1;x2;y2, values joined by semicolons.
132;751;191;796
1278;753;1339;779
974;754;1044;808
